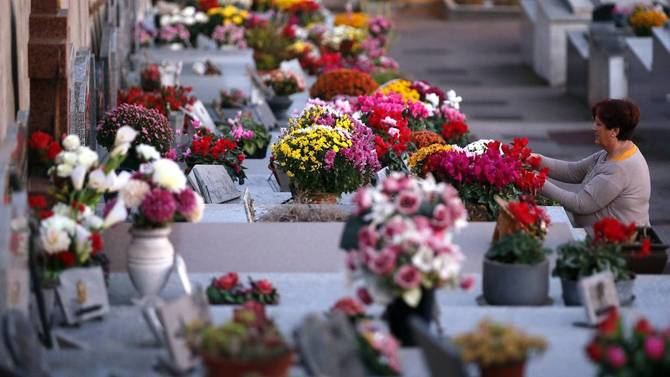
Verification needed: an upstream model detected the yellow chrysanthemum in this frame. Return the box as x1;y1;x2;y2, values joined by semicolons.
334;12;369;29
409;144;454;170
377;79;421;102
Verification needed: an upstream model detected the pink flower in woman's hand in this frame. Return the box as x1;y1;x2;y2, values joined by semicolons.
394;265;421;289
644;336;665;360
606;346;627;368
395;190;421;215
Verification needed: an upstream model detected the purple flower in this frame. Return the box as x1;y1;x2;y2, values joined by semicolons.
324;150;337;169
175;189;197;217
141;188;177;224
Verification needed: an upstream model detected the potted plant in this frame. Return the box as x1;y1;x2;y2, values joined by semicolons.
309;68;379;101
97;103;173;170
183;126;247;184
621;226;668;274
262;69;305;118
554;217;642;305
245;22;291;71
222;112;271;159
627;4;668;37
206;272;280;305
455;320;547;377
28;130;136;282
211;24;247;49
271;100;379;203
585;310;670;376
219;88;248;109
117;146;204;298
340;173;469;346
483;230;552;306
186;302;293;377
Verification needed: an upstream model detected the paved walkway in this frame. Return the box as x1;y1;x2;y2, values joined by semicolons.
387;4;670;244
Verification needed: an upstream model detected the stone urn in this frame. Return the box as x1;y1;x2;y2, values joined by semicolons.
482;258;549;306
127;227;175;298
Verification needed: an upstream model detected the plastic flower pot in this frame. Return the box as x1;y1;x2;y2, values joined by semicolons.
383;288;435;346
202;352;293;377
480;360;526;377
482;258;549;306
246;144;269;159
622;226;668;274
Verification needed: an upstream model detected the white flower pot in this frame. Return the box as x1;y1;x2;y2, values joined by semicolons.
127;227;175;298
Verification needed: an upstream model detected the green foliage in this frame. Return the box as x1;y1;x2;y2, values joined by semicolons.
553;241;632;282
246;24;291;70
371;69;405;85
486;231;550;265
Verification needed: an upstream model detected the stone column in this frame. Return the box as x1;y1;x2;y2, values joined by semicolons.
28;0;71;139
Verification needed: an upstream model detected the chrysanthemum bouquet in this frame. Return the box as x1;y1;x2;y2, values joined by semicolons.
118;150;204;229
309;68;379;100
340;173;468;306
628;4;668;36
30;129;138;278
271;100;380;197
207;5;249;26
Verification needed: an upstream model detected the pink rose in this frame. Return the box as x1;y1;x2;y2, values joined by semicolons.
368;250;396;275
413;216;432;231
432;204;453;229
383;217;407;239
394;265;422;289
396;190;421;215
606;346;627;368
644;336;665;360
358;226;379;248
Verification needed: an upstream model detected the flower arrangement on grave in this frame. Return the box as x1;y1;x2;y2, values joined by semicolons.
118;86;196;117
184;126;247;183
263;69;305;96
408;144;455;176
585;310;670;376
309;68;379;100
207;272;280;305
377;79;421;103
207;5;249;26
271;101;380;202
334;12;369;29
157;24;191;46
454;320;547;377
321;25;367;57
186;302;293;377
628;4;668;36
486;230;550;266
368;15;392;42
97;104;173;168
440;119;470;146
283;0;324;27
421;138;547;220
29;131;62;170
330;297;369;323
29;130;137;279
245;23;292;71
494;199;550;242
221;111;271;158
140;64;162;92
411;130;445;149
211;24;247;48
219;88;249;108
356;321;402;376
340;173;468;345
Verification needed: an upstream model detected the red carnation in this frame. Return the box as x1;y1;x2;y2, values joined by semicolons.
28;195;48;209
90;233;104;254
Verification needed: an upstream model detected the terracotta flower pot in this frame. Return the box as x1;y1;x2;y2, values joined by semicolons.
202;352;293;377
480;360;526;377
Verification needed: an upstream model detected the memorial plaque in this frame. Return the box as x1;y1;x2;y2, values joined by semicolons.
187;165;241;203
56;267;110;325
156;290;211;373
246;65;274;98
251;100;277;130
579;272;620;325
70;49;93;145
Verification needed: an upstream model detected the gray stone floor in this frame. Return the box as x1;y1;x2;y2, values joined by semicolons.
388;5;670;243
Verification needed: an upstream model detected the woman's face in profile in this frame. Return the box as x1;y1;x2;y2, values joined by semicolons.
592;116;610;148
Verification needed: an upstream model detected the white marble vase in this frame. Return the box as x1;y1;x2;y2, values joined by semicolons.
127;227;175;298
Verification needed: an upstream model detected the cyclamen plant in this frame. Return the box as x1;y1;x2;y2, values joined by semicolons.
158;24;191;45
117;145;204;228
341;173;469;307
211;24;247;48
183;127;247;184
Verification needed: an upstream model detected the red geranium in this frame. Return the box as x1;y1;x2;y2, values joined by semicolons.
215;272;240;291
592;217;637;245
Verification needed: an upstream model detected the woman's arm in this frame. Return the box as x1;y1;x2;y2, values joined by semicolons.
541;166;624;215
538;152;600;184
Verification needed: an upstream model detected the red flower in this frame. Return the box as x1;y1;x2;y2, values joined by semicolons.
586;341;604;362
593;218;637;245
191;136;213;157
39;210;54;219
459;275;476;291
237;153;246;162
46;142;61;160
29;131;53;150
508;201;536;227
440;120;469;142
254;279;275;295
331;297;366;317
635;238;652;258
634;318;653;335
598;308;620;336
90;233;104;254
28;195;47;209
357;287;373;305
55;251;76;268
214;272;239;291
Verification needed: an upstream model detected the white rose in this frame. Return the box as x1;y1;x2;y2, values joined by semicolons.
120;179;151;209
184;193;204;223
136;144;161;162
62;135;81;151
114;126;138;147
88;169;109;192
56;164;73;178
70;165;87;190
40;226;71;254
57;152;77;166
152;159;186;192
42;214;76;232
111;143;130;157
77;147;99;168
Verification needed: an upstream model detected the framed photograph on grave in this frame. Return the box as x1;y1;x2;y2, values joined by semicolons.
56;267;110;326
579;272;620;325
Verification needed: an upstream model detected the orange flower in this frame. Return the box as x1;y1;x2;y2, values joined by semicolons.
411;130;444;149
309;68;379;101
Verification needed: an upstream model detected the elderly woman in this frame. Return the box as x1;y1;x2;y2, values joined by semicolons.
537;99;650;227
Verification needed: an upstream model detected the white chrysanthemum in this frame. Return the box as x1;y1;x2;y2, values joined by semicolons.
152;159;186;192
120;179;151;209
56;164;73;178
114;126;138;147
77;147;99;168
62;135;81;151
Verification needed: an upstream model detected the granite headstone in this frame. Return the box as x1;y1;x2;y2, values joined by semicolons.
187;165;241;203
